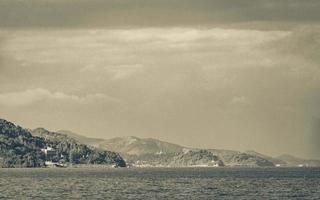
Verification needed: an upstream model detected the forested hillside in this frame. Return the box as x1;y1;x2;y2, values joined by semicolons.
0;119;126;168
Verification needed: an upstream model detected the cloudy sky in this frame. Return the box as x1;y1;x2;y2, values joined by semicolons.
0;0;320;159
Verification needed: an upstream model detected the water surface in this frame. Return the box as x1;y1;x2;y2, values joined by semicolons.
0;167;319;199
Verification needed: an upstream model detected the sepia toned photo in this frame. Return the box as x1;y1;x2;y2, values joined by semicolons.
0;0;319;199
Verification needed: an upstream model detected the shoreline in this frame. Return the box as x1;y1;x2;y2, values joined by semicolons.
1;165;318;169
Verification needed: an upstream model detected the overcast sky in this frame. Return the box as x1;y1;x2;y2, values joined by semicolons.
0;0;319;159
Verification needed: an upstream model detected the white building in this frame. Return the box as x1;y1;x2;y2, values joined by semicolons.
41;147;56;157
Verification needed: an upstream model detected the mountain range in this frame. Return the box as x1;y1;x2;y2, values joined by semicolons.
1;118;319;168
57;129;320;167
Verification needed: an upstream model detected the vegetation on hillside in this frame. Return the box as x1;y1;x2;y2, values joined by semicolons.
0;119;126;168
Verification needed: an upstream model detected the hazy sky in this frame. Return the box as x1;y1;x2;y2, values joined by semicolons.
0;0;319;159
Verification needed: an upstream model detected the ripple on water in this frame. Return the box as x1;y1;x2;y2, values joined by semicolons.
0;167;319;199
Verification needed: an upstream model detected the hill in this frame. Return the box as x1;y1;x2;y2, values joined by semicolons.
245;150;287;165
277;154;320;167
56;130;102;146
59;132;277;167
0;119;46;167
51;130;320;168
0;118;126;168
31;128;126;167
94;136;185;155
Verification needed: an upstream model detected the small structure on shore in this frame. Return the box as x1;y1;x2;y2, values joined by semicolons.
44;161;67;168
41;147;56;157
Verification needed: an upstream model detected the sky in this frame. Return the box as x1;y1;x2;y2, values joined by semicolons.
0;0;320;159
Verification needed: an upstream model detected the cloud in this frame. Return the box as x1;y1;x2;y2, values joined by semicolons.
0;88;121;106
230;96;251;106
281;105;297;113
1;0;320;28
270;26;320;64
109;64;144;80
1;27;319;158
2;28;289;70
80;63;143;80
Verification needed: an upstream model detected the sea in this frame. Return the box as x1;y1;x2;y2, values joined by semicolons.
0;167;319;199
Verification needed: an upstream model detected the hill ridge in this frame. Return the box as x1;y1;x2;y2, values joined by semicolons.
0;118;126;168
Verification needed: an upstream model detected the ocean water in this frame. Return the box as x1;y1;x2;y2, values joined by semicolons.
0;167;319;199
